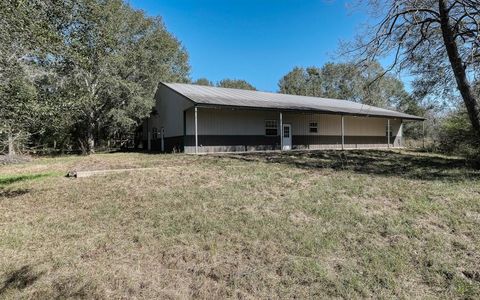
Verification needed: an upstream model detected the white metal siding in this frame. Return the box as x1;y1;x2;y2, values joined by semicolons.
151;84;194;138
186;108;402;137
186;108;279;135
284;113;341;135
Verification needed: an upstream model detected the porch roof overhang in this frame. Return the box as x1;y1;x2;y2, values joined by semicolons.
162;82;425;121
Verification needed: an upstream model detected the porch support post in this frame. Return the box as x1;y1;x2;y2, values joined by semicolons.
279;111;283;151
195;106;198;154
341;115;345;150
399;120;403;147
147;131;151;151
422;120;425;149
160;127;165;152
387;119;391;148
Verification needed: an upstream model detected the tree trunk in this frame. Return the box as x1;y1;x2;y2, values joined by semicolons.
439;0;480;137
8;131;15;156
134;125;143;149
87;124;95;154
85;111;96;155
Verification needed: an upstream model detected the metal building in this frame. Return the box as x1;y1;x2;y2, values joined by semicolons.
143;82;424;153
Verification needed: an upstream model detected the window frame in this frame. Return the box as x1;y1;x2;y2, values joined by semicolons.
309;122;318;134
265;119;278;136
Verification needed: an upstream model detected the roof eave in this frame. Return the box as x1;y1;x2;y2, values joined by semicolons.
193;103;425;121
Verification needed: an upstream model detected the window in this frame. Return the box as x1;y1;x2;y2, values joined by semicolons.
152;127;158;139
283;125;290;138
309;122;318;133
265;120;278;136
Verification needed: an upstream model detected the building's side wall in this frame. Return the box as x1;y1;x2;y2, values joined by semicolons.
184;108;403;153
143;84;194;151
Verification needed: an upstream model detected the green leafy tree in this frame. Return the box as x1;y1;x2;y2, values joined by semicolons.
193;78;214;86
194;78;256;90
1;0;190;155
278;65;355;98
0;65;37;155
0;0;66;155
319;63;363;101
217;79;256;90
278;62;415;110
277;67;308;96
53;0;189;153
436;82;480;157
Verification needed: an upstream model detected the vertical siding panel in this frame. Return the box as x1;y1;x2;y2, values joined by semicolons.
189;109;282;135
155;85;194;138
320;114;342;135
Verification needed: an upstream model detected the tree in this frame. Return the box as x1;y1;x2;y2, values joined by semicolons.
194;78;257;90
52;0;189;153
277;67;308;96
278;62;415;110
0;64;37;155
0;0;190;155
193;78;214;86
0;0;66;155
436;81;480;156
217;79;256;90
319;63;363;101
345;0;480;137
438;107;477;152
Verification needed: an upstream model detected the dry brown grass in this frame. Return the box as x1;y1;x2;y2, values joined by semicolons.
0;150;479;299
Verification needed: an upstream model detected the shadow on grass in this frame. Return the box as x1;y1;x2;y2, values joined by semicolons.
0;266;44;295
1;265;95;298
225;150;479;181
0;189;31;199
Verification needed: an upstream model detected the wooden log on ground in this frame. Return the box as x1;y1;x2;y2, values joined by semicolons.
67;167;158;178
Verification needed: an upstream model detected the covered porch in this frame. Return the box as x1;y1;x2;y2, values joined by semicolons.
182;106;405;154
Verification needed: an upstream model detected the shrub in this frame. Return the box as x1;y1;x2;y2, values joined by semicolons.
437;108;480;167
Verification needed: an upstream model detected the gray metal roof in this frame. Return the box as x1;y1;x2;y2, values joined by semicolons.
162;82;424;120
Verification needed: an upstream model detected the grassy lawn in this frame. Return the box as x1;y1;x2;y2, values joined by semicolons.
1;150;479;299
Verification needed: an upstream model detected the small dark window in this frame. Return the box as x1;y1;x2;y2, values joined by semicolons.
265;120;278;136
283;125;290;138
309;122;318;133
152;127;158;139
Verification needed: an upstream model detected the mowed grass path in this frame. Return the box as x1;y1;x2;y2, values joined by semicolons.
0;150;479;299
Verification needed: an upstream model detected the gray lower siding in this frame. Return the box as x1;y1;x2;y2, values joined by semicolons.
144;134;400;153
143;136;184;152
185;135;280;147
184;135;395;145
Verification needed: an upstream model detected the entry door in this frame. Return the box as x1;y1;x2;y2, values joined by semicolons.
282;124;292;150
